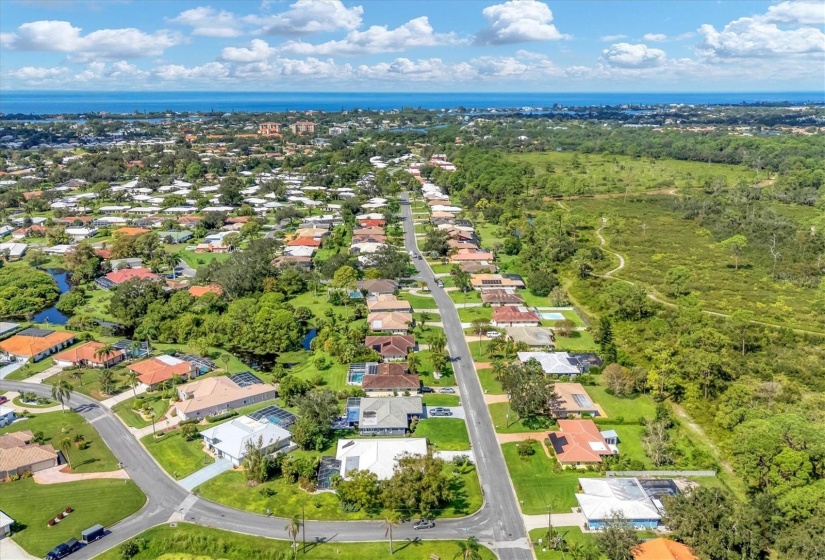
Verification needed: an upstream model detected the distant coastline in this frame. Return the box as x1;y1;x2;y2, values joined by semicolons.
1;90;823;116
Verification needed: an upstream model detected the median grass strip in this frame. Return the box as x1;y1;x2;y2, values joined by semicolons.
502;442;599;515
415;418;470;451
4;478;146;558
112;395;171;429
0;411;119;473
94;523;497;560
141;431;214;479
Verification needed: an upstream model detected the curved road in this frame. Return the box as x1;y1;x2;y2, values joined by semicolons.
0;193;531;560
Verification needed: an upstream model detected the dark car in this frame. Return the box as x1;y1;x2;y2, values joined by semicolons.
420;386;434;393
45;539;80;560
413;519;435;530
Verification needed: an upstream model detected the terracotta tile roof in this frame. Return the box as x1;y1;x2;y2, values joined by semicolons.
0;331;77;358
286;238;322;247
94;248;113;259
176;376;276;415
104;268;160;284
368;312;413;332
361;363;419;390
113;227;150;236
366;297;412;313
634;539;698;560
364;335;415;357
128;356;192;386
492;306;540;323
451;249;494;261
52;341;123;365
359;219;385;227
481;290;524;304
548;419;613;464
188;284;223;297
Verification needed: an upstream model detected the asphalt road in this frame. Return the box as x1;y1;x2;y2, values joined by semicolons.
0;194;531;559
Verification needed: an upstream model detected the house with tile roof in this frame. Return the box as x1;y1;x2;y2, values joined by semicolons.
175;376;277;420
188;284;223;297
102;268;160;286
364;335;416;361
0;430;58;480
633;538;698;560
359;363;420;394
0;330;77;363
576;477;662;530
52;341;124;368
548;419;617;467
367;312;413;334
481;289;525;306
492;306;541;327
127;355;194;389
366;296;412;313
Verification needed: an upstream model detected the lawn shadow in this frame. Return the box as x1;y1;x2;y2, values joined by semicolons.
447;474;469;514
394;537;423;553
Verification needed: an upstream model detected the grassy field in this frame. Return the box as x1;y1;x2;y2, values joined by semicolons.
529;527;605;559
176;249;230;269
502;442;599;514
415;418;471;451
142;431;214;479
0;411;119;473
510;151;759;196
5;478;145;558
94;523;496;560
551;331;599;352
112;394;171;428
476;367;505;394
46;366;134;401
488;402;554;434
396;291;438;310
73;288;118;323
196;462;482;520
568;196;825;332
457;306;493;323
449;290;481;304
586;383;656;421
421;394;461;407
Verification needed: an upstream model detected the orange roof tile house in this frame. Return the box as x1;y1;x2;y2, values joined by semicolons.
175;376;277;420
128;355;194;388
0;330;77;363
52;341;124;368
548;419;617;467
0;430;58;480
188;284;223;297
634;538;698;560
103;268;160;285
113;227;150;237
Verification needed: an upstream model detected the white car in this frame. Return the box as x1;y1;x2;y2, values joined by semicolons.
486;331;501;338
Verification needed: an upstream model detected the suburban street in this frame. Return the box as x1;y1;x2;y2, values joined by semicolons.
0;193;531;560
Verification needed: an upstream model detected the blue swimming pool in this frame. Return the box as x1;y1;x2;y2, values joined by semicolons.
540;312;565;321
348;372;364;384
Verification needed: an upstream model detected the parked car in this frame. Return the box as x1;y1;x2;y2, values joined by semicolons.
81;524;105;544
45;539;81;560
428;407;453;417
0;395;7;404
413;519;435;530
486;331;501;338
439;387;456;394
436;280;444;288
420;386;434;393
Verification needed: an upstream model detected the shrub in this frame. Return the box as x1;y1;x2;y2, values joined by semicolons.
133;399;145;410
259;487;276;497
179;418;199;426
517;439;537;457
48;519;55;527
119;540;141;560
206;410;238;423
65;506;73;513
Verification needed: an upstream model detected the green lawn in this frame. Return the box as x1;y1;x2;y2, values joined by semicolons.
177;249;231;269
0;411;120;472
285;291;350;324
457;306;493;323
94;523;496;560
586;384;656;421
141;431;214;479
552;331;599;352
46;366;134;401
421;394;460;407
449;290;481;304
502;442;599;514
529;527;605;559
476;367;505;394
488;403;554;434
415;418;471;451
112;394;171;428
12;395;55;408
5;478;146;558
396;291;438;310
283;350;350;391
196;462;482;520
73;288;119;323
605;424;651;467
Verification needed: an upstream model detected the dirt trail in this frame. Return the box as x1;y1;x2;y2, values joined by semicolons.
670;403;733;474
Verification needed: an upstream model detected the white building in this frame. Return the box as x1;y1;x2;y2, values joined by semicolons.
200;416;292;467
0;405;15;428
336;438;428;480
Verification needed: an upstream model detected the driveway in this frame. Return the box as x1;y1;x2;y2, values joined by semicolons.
0;361;24;379
20;364;65;384
0;536;37;560
424;405;466;420
178;458;233;490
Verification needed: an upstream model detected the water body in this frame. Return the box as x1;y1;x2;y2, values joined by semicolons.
33;269;70;325
301;328;318;351
1;91;822;116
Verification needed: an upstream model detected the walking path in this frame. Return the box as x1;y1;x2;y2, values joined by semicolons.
33;465;130;484
0;361;24;379
131;415;181;439
20;364;65;384
101;385;146;408
671;403;733;474
484;394;509;404
496;432;553;458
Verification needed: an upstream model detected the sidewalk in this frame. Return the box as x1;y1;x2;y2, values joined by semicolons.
33;465;130;484
178;458;232;490
483;394;509;404
101;385;146;408
20;364;65;384
131;415;181;439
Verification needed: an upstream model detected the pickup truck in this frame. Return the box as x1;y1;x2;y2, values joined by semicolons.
45;538;80;560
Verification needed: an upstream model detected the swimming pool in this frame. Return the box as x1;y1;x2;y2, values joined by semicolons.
540;312;565;321
347;372;364;384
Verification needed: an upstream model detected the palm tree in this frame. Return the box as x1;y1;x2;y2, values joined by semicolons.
51;380;73;413
95;343;117;368
220;354;231;374
382;511;400;555
69;368;84;386
491;359;508;382
406;352;421;376
126;370;139;398
430;331;447;356
471;319;491;357
455;536;482;560
432;352;447;377
60;437;73;470
285;515;302;559
419;311;432;330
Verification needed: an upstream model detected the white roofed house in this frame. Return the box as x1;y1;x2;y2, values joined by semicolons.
336;438;428;480
576;478;662;530
200;416;291;467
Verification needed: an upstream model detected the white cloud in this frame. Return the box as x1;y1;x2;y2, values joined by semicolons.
601;43;667;68
643;33;667;42
673;32;695;41
600;34;627;42
357;57;470;81
167;6;243;37
697;18;825;58
475;0;567;45
155;61;230;81
8;65;70;81
0;20;181;60
761;1;825;26
220;39;277;62
280;16;458;56
248;0;363;36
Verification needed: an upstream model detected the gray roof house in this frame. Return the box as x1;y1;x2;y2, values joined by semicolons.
358;396;422;435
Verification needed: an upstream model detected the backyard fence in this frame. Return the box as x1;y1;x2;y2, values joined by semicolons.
606;470;717;477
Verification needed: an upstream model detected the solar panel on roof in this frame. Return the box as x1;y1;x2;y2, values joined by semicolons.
229;372;263;387
571;394;593;408
17;328;55;337
249;405;297;428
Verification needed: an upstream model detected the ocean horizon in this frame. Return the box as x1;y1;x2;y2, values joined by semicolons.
1;90;823;116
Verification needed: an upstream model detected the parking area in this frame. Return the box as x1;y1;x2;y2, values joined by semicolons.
423;405;466;420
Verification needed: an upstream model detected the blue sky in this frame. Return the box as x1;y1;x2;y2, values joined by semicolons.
0;0;823;91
